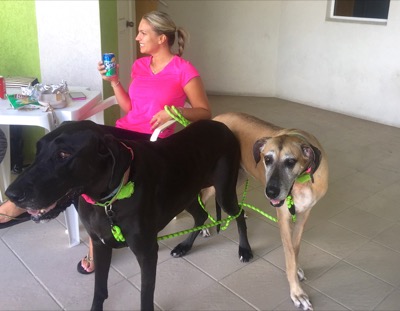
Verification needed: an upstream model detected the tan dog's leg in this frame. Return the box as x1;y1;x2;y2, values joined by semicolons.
292;209;311;282
277;207;313;311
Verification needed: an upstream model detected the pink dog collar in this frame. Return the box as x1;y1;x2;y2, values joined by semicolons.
81;194;95;204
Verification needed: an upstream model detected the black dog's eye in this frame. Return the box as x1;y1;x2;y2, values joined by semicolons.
58;151;71;160
264;155;273;166
285;158;297;169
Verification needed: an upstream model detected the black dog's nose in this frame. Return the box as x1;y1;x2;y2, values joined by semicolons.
5;187;26;203
266;185;280;199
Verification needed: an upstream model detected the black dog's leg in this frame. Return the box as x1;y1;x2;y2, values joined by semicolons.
90;241;112;311
171;200;208;257
214;156;253;262
235;210;253;262
217;196;253;262
129;238;159;311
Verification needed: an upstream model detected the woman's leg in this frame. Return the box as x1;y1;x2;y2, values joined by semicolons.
0;200;30;228
77;237;95;274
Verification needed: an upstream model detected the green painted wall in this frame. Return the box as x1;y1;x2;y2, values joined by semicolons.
0;1;42;164
0;0;120;164
99;0;120;126
0;1;41;79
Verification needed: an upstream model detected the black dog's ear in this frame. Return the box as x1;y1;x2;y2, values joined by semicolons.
99;134;116;156
101;134;133;190
301;143;322;175
253;137;269;165
103;134;133;188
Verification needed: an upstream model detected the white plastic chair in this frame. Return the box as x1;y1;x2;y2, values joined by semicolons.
150;102;192;141
79;95;119;123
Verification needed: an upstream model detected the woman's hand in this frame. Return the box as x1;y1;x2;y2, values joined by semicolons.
150;110;173;130
98;61;119;83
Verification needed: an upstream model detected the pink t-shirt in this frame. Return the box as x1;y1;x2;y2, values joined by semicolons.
115;55;200;138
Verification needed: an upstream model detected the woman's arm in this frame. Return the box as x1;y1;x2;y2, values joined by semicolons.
181;76;211;122
98;61;131;113
150;76;211;129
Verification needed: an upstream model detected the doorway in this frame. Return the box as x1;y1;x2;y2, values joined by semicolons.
117;0;158;89
116;0;136;90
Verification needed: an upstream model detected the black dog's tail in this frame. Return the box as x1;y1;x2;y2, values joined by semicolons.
215;200;222;233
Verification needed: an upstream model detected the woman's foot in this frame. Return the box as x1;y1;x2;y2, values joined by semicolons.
77;255;95;274
77;238;95;274
0;200;30;229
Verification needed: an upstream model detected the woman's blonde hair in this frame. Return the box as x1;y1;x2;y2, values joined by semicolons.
142;11;188;56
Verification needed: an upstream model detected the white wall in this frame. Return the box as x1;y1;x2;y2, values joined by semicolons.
276;0;400;127
35;0;103;92
164;0;281;97
165;0;400;127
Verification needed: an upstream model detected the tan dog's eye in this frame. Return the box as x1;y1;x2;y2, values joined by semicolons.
285;158;297;169
264;155;273;165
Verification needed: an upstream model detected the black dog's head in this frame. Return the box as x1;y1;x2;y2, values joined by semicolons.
5;120;132;221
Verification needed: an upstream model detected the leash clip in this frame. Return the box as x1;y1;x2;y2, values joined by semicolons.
105;204;115;218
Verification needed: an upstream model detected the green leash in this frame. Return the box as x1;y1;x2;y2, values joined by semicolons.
108;173;311;242
164;105;191;127
108;175;310;243
159;180;249;241
158;206;243;241
108;181;134;242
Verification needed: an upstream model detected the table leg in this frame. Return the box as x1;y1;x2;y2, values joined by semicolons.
0;125;11;201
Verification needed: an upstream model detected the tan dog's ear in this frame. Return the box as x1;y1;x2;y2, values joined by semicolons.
253;137;269;165
301;144;322;174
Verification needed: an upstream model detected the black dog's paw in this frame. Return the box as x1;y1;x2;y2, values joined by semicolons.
239;247;253;263
171;244;191;258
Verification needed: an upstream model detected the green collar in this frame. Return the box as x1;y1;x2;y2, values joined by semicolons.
94;181;134;208
296;172;312;183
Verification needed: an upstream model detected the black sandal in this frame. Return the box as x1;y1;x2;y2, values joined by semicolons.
77;255;95;275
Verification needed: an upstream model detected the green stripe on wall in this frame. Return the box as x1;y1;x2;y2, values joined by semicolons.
0;1;42;165
0;1;41;79
99;0;120;126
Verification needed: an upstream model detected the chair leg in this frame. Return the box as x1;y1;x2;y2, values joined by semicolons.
64;204;80;247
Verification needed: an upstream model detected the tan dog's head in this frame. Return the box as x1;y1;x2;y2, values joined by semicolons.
253;134;321;207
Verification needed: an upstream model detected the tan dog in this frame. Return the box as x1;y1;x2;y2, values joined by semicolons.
212;112;328;311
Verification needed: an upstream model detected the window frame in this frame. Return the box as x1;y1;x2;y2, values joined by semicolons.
326;0;389;26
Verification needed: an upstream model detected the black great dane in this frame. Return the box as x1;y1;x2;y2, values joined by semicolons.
5;119;253;311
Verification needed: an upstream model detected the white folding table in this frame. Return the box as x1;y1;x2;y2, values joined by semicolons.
0;87;115;247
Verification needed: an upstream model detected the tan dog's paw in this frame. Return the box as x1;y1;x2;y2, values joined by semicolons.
200;228;211;237
291;289;312;310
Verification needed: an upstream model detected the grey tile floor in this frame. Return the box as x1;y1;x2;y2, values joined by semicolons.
1;95;400;310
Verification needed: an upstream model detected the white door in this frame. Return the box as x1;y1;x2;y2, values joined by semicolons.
117;0;136;90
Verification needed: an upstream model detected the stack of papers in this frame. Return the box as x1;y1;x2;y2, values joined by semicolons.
5;76;39;88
